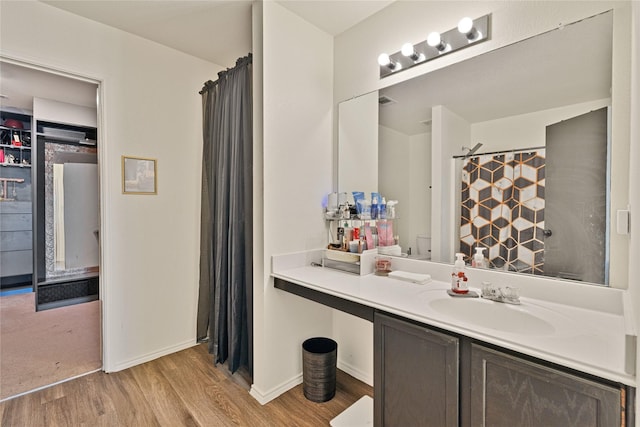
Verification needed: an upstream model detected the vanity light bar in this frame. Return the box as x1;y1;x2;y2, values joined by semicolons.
379;14;491;78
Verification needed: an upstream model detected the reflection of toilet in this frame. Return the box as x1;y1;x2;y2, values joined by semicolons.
416;235;431;259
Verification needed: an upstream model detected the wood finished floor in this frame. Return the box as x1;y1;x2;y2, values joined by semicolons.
0;343;373;426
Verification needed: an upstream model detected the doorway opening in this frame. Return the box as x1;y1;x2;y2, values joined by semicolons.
0;59;103;400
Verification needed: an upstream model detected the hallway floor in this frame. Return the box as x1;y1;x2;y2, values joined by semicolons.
0;292;101;400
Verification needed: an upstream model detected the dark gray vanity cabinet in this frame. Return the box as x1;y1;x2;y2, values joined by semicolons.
374;312;627;427
374;312;459;427
470;344;622;427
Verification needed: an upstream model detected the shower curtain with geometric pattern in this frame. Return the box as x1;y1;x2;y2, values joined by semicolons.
459;150;546;274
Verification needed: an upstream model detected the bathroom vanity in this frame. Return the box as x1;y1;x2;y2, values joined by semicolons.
375;312;624;426
272;251;636;426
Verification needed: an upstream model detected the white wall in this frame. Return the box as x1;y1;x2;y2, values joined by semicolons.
630;4;640;425
408;132;432;251
338;91;378;197
432;106;470;263
33;97;97;128
0;1;221;371
250;1;335;403
332;311;373;385
379;126;431;255
379;125;410;249
334;0;635;397
471;99;611;152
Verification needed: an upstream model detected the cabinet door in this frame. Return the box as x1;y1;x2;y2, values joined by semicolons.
470;344;622;427
374;312;459;427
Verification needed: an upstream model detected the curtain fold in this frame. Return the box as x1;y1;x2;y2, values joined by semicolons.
459;150;546;274
198;54;253;374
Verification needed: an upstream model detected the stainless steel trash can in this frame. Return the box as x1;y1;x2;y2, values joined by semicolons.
302;337;337;402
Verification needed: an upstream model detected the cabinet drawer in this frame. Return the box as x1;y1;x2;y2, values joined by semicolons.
0;201;32;214
470;344;622;427
0;230;32;251
0;250;33;276
0;213;32;231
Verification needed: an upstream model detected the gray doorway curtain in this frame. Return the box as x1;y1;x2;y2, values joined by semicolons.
198;54;253;375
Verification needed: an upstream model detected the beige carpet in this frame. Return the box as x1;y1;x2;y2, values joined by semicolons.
0;293;101;400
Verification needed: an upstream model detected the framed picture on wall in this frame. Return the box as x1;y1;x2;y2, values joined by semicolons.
122;155;157;195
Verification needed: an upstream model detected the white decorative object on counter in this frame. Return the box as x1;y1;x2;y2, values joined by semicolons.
388;270;432;285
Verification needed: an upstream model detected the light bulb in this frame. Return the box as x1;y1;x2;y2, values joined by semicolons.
401;43;415;57
458;17;474;34
427;32;441;47
458;16;480;40
377;53;391;66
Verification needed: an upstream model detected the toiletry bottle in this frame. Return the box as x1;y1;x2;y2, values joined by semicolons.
371;196;379;220
380;197;387;219
472;247;486;268
451;253;469;294
387;201;397;219
343;225;352;250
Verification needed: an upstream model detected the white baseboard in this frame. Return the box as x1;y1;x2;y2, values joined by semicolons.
249;373;302;405
337;359;373;387
249;360;372;405
106;339;197;372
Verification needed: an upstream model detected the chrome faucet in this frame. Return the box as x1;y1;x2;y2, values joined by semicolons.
481;282;521;305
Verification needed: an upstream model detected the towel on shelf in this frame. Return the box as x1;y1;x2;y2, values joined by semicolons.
387;271;432;285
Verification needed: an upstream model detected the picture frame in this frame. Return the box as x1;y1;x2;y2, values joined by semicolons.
122;155;157;195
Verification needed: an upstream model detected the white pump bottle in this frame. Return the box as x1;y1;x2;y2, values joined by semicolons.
472;247;487;268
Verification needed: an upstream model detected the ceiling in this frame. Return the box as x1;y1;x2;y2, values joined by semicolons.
40;0;394;67
1;1;392;113
0;62;97;113
379;11;613;136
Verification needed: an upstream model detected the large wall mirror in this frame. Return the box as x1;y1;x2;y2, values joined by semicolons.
338;10;630;287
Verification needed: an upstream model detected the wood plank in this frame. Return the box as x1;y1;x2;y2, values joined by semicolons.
129;360;199;426
155;347;249;425
0;390;46;426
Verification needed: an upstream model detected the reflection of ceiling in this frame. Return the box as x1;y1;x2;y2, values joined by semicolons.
40;0;393;67
379;11;613;136
0;62;97;113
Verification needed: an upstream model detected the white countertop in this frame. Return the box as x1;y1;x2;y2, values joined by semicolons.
272;250;636;387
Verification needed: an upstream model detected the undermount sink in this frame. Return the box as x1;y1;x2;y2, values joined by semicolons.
428;296;556;335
